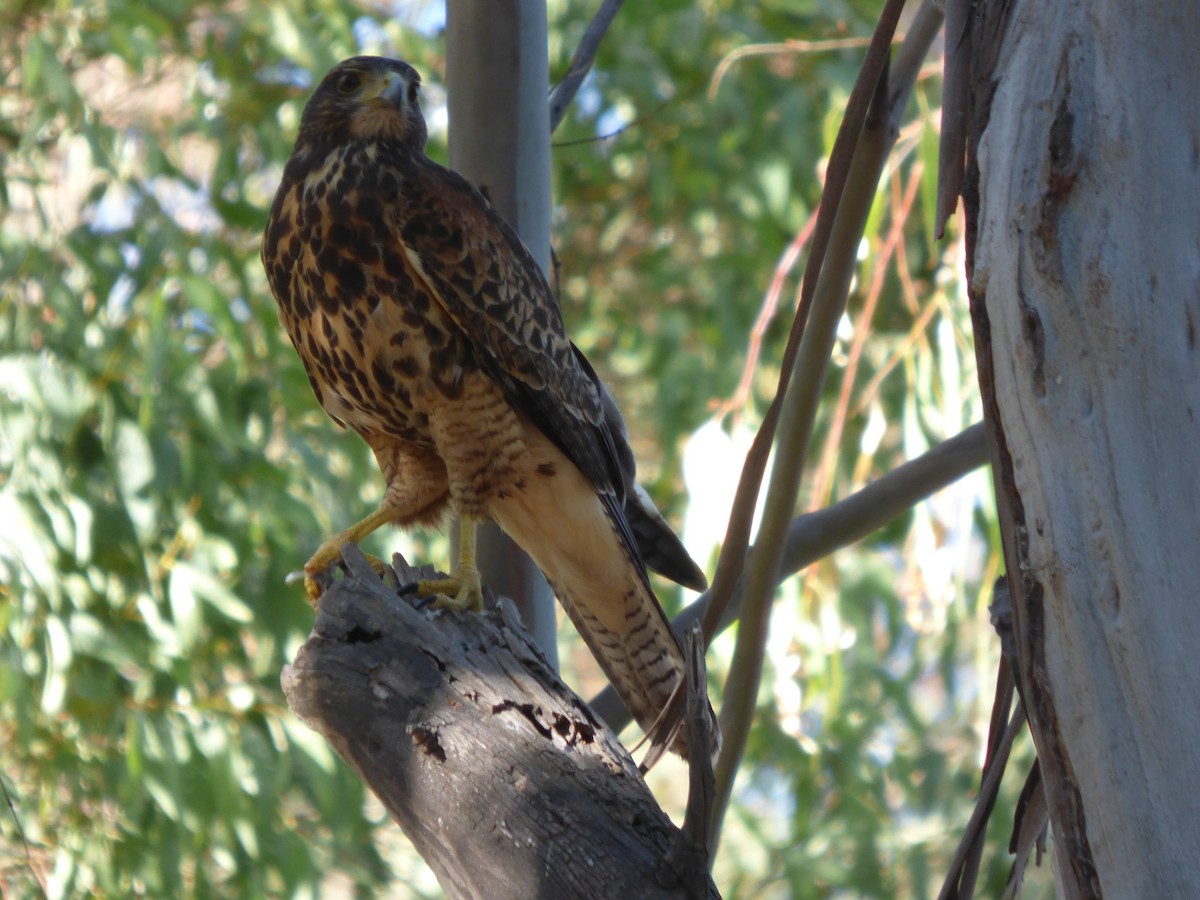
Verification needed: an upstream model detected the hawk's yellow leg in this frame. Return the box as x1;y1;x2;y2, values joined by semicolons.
417;517;484;612
302;505;395;602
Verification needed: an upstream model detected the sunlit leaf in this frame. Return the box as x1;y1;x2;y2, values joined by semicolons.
42;615;72;714
167;564;203;651
114;421;158;543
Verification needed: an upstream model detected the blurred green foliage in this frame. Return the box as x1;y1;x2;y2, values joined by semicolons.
0;0;1049;896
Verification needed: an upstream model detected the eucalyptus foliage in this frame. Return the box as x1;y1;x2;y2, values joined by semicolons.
1;1;1041;896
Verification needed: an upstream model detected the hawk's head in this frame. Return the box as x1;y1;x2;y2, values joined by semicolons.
299;56;428;149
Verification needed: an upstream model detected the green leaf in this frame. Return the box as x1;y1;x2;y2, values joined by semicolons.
114;420;158;543
167;564;203;651
42;615;72;714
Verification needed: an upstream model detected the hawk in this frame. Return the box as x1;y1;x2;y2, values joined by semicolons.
262;56;716;758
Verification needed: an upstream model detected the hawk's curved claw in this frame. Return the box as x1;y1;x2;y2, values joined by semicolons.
402;571;484;612
295;505;398;603
283;567;329;606
300;550;392;604
304;573;328;605
395;517;485;611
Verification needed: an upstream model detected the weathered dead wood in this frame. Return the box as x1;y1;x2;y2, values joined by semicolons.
281;546;718;900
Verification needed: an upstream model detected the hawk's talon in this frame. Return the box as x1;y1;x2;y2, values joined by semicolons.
412;572;484;612
293;505;398;603
304;574;327;605
408;590;440;611
396;580;448;611
396;518;485;611
300;547;392;605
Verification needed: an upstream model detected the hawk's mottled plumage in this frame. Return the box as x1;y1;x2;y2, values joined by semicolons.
262;57;714;758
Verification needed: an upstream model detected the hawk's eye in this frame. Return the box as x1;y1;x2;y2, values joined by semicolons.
335;72;362;96
407;81;419;105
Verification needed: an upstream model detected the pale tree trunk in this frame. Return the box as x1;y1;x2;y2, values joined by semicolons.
446;0;559;659
965;2;1200;895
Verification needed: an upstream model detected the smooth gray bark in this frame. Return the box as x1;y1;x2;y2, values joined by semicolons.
966;2;1200;895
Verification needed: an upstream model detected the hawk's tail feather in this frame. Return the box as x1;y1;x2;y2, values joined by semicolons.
583;356;709;594
552;497;719;763
487;432;718;763
554;583;710;762
626;483;708;593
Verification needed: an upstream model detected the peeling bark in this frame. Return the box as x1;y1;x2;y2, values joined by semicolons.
964;2;1200;896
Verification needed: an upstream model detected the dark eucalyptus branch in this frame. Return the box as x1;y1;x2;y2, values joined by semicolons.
703;0;921;847
938;578;1021;900
282;546;719;900
937;702;1027;900
549;0;625;133
936;0;972;237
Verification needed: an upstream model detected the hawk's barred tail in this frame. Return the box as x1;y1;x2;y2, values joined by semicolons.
587;363;709;594
488;428;719;762
553;537;719;762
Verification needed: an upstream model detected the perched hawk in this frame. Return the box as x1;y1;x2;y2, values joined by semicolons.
262;56;716;758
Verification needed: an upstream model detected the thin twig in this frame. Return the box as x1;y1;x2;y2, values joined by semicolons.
849;291;944;419
1005;761;1048;897
548;0;625;133
809;162;924;511
1;772;46;896
937;704;1028;900
705;0;917;856
657;624;715;893
712;209;818;425
709;37;875;99
550;100;669;149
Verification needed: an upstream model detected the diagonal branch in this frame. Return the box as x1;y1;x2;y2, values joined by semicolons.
590;422;988;725
937;704;1028;900
548;0;625;133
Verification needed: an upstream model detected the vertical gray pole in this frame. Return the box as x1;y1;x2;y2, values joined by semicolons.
446;1;558;664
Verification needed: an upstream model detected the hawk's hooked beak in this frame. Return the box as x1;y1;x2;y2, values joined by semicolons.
368;70;409;109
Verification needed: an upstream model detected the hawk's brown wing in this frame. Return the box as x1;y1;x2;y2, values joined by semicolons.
391;160;631;531
391;158;709;592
